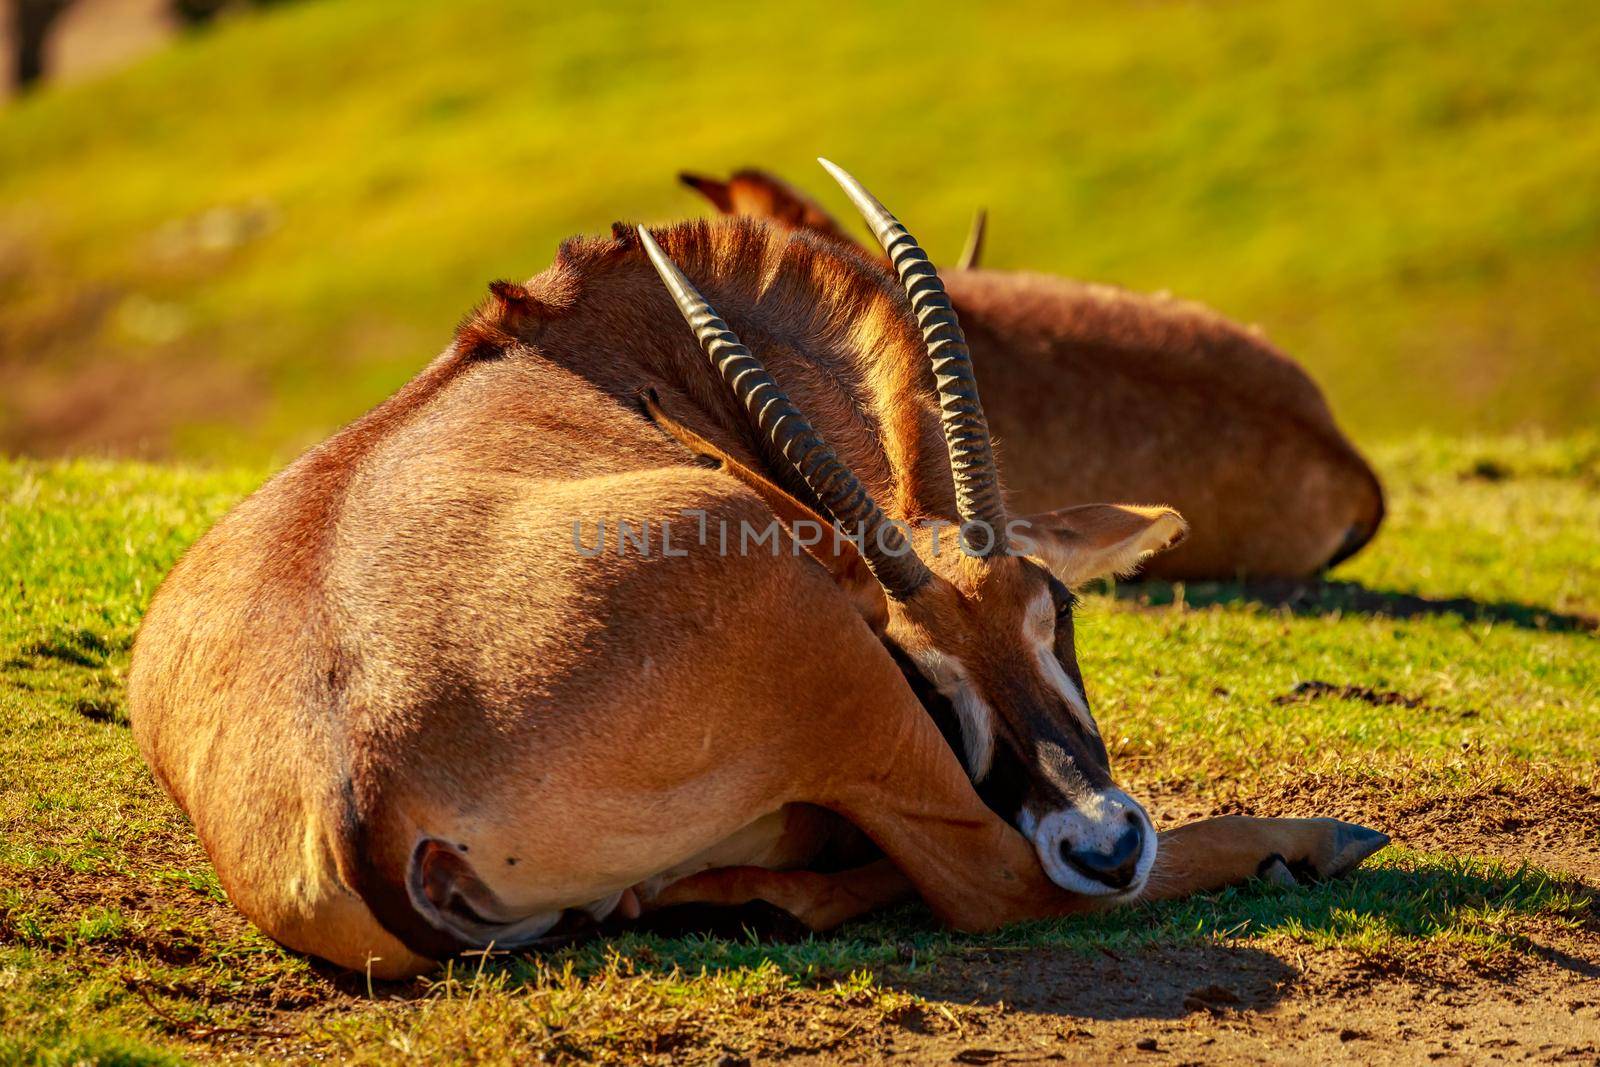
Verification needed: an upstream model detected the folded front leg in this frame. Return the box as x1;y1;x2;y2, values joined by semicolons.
1139;815;1390;902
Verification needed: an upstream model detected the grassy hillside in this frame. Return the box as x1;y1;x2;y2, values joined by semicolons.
1;0;1598;461
2;436;1597;1062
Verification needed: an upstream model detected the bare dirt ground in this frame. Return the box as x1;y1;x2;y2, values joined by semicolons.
747;933;1600;1066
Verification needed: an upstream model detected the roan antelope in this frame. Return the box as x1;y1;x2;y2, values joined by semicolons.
679;167;1385;579
128;161;1387;979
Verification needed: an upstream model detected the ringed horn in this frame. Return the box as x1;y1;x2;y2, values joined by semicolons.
637;226;933;599
818;158;1009;556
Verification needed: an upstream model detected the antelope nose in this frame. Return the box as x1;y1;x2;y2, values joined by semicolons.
1060;815;1144;890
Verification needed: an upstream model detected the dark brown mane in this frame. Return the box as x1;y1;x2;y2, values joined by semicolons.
530;214;906;323
493;215;962;524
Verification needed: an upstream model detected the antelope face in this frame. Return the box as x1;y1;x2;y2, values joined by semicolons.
880;512;1182;899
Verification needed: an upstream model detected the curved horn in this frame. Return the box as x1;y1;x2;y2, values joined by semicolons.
637;227;932;599
818;159;1007;553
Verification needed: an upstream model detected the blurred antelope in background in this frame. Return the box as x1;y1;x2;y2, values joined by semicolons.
129;161;1386;979
680;167;1385;580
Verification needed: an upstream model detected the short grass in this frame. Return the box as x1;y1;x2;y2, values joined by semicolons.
1;434;1596;1063
2;0;1599;459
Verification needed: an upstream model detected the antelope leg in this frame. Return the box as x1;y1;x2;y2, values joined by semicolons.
1138;815;1390;901
645;859;914;931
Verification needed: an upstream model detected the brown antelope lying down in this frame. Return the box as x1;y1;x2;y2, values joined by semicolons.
128;162;1387;980
680;167;1386;579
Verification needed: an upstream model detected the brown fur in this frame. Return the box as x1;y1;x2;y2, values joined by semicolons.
679;168;1384;578
129;217;1383;979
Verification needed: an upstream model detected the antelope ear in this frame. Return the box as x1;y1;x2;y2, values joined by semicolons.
679;169;864;252
1016;504;1188;587
641;390;890;633
678;172;735;213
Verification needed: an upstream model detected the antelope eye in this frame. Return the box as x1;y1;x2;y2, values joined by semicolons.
1046;575;1076;626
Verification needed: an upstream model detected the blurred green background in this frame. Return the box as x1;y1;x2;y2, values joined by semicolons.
2;0;1596;462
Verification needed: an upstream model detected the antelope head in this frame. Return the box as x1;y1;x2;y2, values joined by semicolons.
639;161;1186;900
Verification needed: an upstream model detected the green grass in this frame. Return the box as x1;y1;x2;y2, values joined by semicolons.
2;434;1596;1062
2;0;1599;460
4;1;1597;1059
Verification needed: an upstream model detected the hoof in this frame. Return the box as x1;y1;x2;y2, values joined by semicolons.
1317;819;1390;878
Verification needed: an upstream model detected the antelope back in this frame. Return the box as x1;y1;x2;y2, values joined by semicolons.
944;270;1383;577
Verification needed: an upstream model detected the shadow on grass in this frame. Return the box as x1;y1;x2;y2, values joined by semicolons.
7;626;124;669
1119;578;1598;634
483;856;1595;1021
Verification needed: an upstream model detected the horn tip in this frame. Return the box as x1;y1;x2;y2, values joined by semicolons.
816;158;899;244
816;157;850;184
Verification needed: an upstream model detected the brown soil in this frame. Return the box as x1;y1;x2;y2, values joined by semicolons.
745;934;1600;1065
1271;680;1433;710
